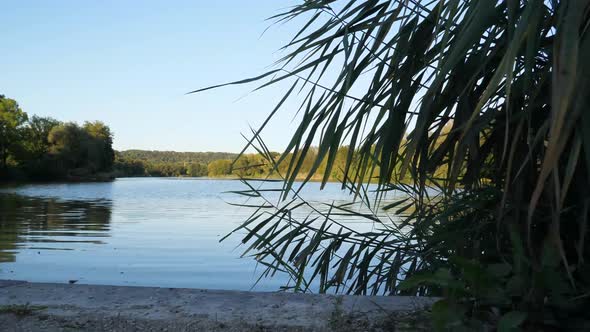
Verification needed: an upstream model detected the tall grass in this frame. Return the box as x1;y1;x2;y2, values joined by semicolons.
192;0;590;329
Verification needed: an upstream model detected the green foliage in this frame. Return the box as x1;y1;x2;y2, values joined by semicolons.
48;123;90;169
0;94;115;180
114;152;217;177
23;115;60;158
186;162;208;177
0;304;47;316
193;0;590;330
114;150;237;178
117;150;237;165
0;95;28;170
84;121;115;171
114;148;375;180
47;122;114;174
207;159;233;177
113;155;147;177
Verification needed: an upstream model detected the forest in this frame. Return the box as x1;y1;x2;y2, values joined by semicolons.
115;147;373;181
0;95;114;181
114;150;237;177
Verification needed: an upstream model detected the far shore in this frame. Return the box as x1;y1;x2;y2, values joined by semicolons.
1;174;346;185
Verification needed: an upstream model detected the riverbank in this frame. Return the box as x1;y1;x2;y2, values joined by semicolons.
0;174;343;186
0;280;434;331
0;171;115;185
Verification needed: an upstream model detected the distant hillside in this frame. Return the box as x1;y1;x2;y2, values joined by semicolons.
114;147;377;181
116;150;238;164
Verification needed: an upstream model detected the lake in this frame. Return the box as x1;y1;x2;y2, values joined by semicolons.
0;178;394;291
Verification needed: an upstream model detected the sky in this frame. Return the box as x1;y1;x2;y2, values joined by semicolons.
0;1;304;153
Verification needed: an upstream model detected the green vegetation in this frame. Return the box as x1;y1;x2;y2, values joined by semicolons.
0;304;47;316
114;147;379;180
0;94;115;181
195;0;590;331
206;159;233;177
0;95;28;170
2;94;370;181
114;150;237;177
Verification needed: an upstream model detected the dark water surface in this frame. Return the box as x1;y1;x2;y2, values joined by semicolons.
0;178;392;291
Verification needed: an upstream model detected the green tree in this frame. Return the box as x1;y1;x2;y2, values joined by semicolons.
24;115;61;158
83;121;114;172
186;162;207;177
117;150;237;165
48;122;88;170
207;159;232;176
0;95;28;169
113;153;146;177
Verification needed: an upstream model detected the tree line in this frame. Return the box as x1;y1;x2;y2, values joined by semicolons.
116;145;433;181
3;93;370;182
2;93;413;182
115;147;369;181
0;94;114;181
113;150;237;177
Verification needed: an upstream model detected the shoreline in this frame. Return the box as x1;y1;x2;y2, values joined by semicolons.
0;175;344;186
0;280;434;331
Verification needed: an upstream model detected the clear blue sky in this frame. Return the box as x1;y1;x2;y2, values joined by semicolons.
0;1;302;152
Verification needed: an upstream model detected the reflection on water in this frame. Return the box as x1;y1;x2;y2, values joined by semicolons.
0;178;314;290
0;178;401;291
0;194;111;263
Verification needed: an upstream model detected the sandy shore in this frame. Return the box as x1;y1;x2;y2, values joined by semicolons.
0;280;434;331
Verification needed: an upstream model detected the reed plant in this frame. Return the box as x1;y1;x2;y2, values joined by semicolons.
193;0;590;330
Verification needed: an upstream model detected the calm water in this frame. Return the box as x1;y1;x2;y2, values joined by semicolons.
0;178;393;291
